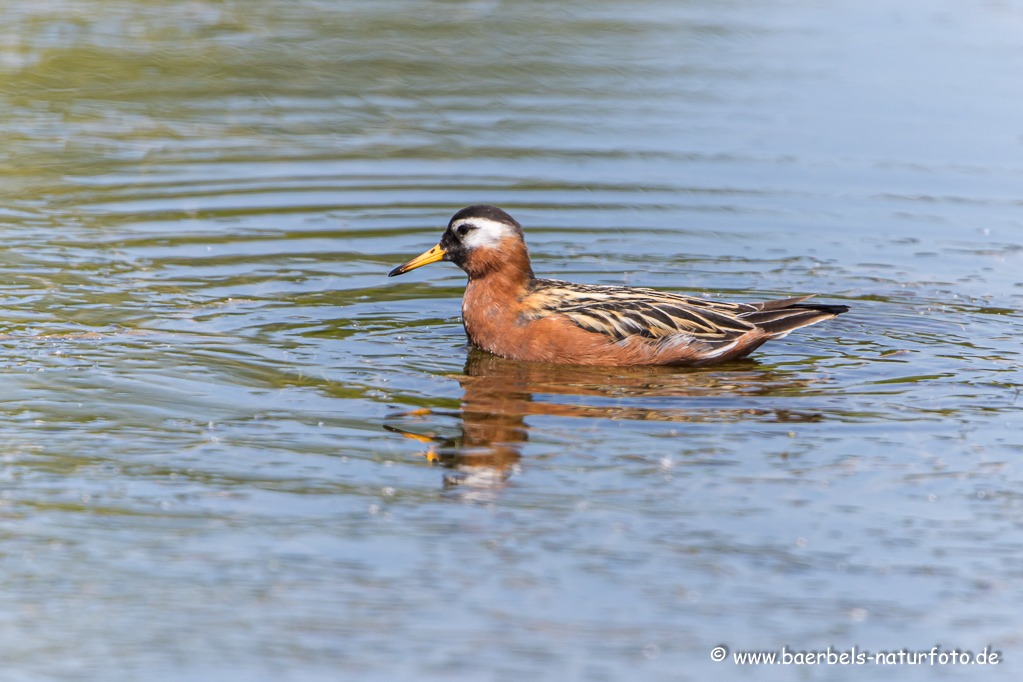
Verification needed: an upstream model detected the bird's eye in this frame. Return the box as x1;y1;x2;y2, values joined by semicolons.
456;223;477;237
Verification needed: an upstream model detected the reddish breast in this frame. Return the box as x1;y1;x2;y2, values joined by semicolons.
460;261;680;365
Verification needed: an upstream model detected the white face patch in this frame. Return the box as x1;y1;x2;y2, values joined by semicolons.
451;217;515;250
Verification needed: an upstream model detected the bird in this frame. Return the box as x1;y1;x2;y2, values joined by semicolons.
388;205;849;366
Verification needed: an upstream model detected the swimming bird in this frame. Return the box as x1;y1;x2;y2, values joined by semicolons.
388;205;848;366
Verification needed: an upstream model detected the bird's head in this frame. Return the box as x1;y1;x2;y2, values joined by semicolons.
388;205;532;280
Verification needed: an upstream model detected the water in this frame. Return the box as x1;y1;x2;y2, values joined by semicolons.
1;0;1022;679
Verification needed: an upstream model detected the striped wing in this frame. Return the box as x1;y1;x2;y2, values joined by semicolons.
522;279;758;343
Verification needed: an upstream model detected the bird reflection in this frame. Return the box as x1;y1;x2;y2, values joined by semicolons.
386;350;824;488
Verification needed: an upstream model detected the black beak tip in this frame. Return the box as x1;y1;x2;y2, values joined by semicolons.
388;267;403;277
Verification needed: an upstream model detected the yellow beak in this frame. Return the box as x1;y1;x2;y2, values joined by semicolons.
388;244;447;277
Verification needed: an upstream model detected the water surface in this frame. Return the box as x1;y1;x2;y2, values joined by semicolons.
1;1;1022;680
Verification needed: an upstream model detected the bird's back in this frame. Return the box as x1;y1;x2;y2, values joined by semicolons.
520;278;848;363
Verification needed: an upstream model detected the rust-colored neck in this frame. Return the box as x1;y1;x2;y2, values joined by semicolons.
460;237;533;282
460;239;534;353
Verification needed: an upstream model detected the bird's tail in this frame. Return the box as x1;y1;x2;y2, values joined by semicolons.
741;296;849;338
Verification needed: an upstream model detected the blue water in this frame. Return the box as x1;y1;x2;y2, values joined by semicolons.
0;0;1021;679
